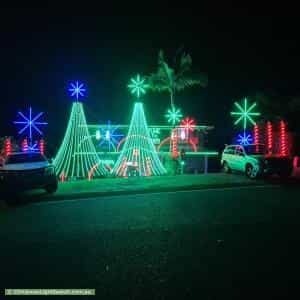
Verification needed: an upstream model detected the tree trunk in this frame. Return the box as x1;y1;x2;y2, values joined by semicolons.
170;90;174;108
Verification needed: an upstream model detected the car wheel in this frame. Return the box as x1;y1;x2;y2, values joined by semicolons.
245;164;257;179
222;162;231;173
45;182;58;194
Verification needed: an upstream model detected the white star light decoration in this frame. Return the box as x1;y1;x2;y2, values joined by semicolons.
68;81;86;100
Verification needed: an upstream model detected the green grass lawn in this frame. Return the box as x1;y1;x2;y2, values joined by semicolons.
0;173;265;206
55;174;261;198
3;171;299;205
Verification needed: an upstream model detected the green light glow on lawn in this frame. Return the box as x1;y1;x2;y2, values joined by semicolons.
111;102;167;177
165;106;183;126
230;98;260;130
128;74;148;99
53;102;108;180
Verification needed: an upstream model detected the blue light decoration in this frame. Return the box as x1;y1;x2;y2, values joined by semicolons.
237;132;253;145
97;120;124;152
28;142;39;152
14;107;48;148
68;81;86;101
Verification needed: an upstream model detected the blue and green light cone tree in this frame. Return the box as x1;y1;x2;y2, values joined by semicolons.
111;75;167;177
53;82;108;180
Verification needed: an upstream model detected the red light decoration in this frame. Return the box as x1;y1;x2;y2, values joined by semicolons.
157;137;171;152
88;163;113;180
132;148;139;169
60;172;66;182
253;124;259;144
293;156;299;169
266;121;273;153
253;124;260;153
146;157;152;176
117;137;125;152
189;139;198;152
39;139;45;155
88;163;99;181
171;129;179;158
118;158;127;177
114;157;127;177
180;117;196;140
4;138;12;156
157;136;197;152
22;138;28;152
133;148;139;157
279;120;288;156
180;117;196;132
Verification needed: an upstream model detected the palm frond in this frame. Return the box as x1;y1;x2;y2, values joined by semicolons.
161;63;175;87
174;77;201;91
148;50;175;92
147;73;170;92
178;52;192;75
147;49;208;103
158;49;165;66
175;73;208;90
157;51;175;86
196;73;208;88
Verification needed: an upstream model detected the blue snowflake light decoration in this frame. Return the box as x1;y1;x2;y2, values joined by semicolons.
14;107;48;143
68;81;86;101
28;142;39;152
98;121;124;152
237;132;253;145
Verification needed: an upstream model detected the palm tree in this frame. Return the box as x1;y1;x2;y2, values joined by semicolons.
147;49;207;108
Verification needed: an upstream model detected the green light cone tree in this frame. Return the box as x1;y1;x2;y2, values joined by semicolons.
112;75;167;177
54;87;108;179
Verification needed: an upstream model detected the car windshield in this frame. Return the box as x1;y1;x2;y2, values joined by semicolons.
244;145;267;155
5;153;46;164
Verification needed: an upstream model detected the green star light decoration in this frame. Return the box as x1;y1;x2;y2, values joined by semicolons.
128;74;148;99
230;98;261;130
165;106;183;126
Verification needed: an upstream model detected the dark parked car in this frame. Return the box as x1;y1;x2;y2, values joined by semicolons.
0;152;58;194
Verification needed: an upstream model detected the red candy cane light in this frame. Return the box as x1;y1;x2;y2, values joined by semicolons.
4;138;12;156
266;121;273;153
279;120;288;156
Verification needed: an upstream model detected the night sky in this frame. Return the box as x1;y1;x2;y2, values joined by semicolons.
1;15;300;155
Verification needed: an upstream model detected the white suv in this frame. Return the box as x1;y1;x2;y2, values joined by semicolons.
221;144;293;179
